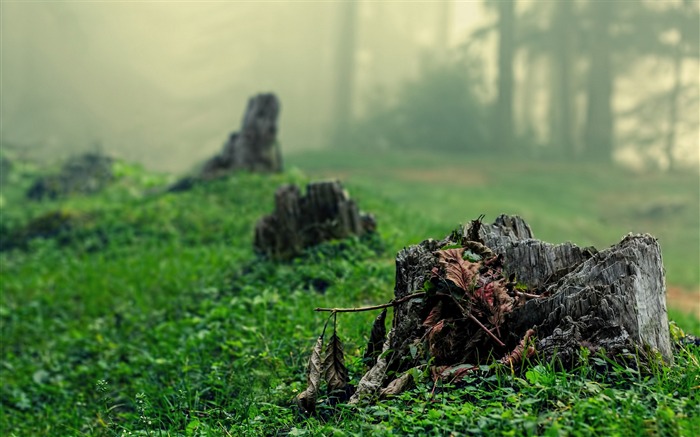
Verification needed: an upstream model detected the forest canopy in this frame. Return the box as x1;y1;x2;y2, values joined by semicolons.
1;0;698;171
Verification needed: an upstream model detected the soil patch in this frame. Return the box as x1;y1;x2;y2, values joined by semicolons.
667;285;700;319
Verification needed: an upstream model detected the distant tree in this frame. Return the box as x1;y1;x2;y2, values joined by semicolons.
665;28;683;171
662;0;699;170
493;0;515;153
332;0;359;144
484;0;698;166
436;0;453;58
592;0;699;170
349;56;489;153
582;0;615;163
551;0;576;158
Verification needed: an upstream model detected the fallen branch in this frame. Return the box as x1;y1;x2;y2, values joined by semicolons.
435;292;506;348
468;313;506;348
513;290;542;300
314;292;426;313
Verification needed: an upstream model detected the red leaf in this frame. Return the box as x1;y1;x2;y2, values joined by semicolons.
422;301;443;328
437;248;480;292
499;328;536;366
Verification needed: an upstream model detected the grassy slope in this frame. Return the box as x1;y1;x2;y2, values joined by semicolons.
1;152;698;435
288;149;700;289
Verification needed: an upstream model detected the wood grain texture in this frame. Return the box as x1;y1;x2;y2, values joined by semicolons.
353;215;673;402
202;93;282;177
254;181;375;259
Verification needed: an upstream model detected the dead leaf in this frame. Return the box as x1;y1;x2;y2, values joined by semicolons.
364;309;387;367
323;332;348;394
422;301;443;328
427;319;445;341
428;319;450;360
499;328;536;366
463;240;494;259
296;335;323;414
491;280;514;325
436;363;479;383
437;248;479;292
379;371;414;398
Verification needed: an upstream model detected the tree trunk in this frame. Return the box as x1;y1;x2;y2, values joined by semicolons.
436;0;453;57
519;54;537;145
201;93;282;178
254;181;376;260
494;0;515;154
351;215;672;403
551;0;575;158
583;1;614;162
664;37;683;172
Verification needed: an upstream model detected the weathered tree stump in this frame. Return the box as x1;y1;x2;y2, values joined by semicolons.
201;93;282;178
26;153;114;200
350;214;673;403
254;180;376;259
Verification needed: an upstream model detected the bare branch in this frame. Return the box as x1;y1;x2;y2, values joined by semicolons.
314;292;426;313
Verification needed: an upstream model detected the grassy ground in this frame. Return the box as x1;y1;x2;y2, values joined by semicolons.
1;151;698;435
289;149;700;317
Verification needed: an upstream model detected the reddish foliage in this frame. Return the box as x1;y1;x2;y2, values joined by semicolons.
437;248;480;292
422;301;443;328
499;328;536;366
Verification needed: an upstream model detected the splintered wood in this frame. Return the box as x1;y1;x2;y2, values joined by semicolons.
348;215;672;403
254;180;376;259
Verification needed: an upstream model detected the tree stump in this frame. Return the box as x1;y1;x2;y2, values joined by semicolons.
26;153;114;200
254;180;376;259
350;215;673;403
201;93;282;178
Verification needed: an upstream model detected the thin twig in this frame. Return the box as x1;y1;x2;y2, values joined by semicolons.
467;313;505;347
514;290;542;299
314;292;427;313
435;292;505;348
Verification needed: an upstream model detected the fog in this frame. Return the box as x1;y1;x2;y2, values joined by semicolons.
2;1;698;172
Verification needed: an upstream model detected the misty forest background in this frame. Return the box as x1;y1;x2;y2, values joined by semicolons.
2;0;699;173
2;1;700;434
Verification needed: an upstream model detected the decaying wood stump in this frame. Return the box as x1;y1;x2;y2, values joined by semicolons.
350;214;672;403
201;93;282;177
254;180;376;259
26;153;114;200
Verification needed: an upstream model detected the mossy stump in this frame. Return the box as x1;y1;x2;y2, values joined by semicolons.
201;93;282;178
350;215;673;403
254;180;376;260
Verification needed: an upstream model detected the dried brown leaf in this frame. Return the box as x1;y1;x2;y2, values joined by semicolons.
364;309;387;367
349;329;394;404
427;319;445;341
475;279;514;334
323;332;348;394
463;240;495;259
437;248;479;292
379;371;414;398
437;364;479;383
422;301;443;328
296;335;324;414
499;328;536;366
428;319;448;360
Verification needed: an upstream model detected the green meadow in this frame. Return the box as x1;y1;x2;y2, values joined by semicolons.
1;150;698;435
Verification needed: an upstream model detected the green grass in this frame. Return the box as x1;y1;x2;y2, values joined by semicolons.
1;151;698;436
288;149;700;288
